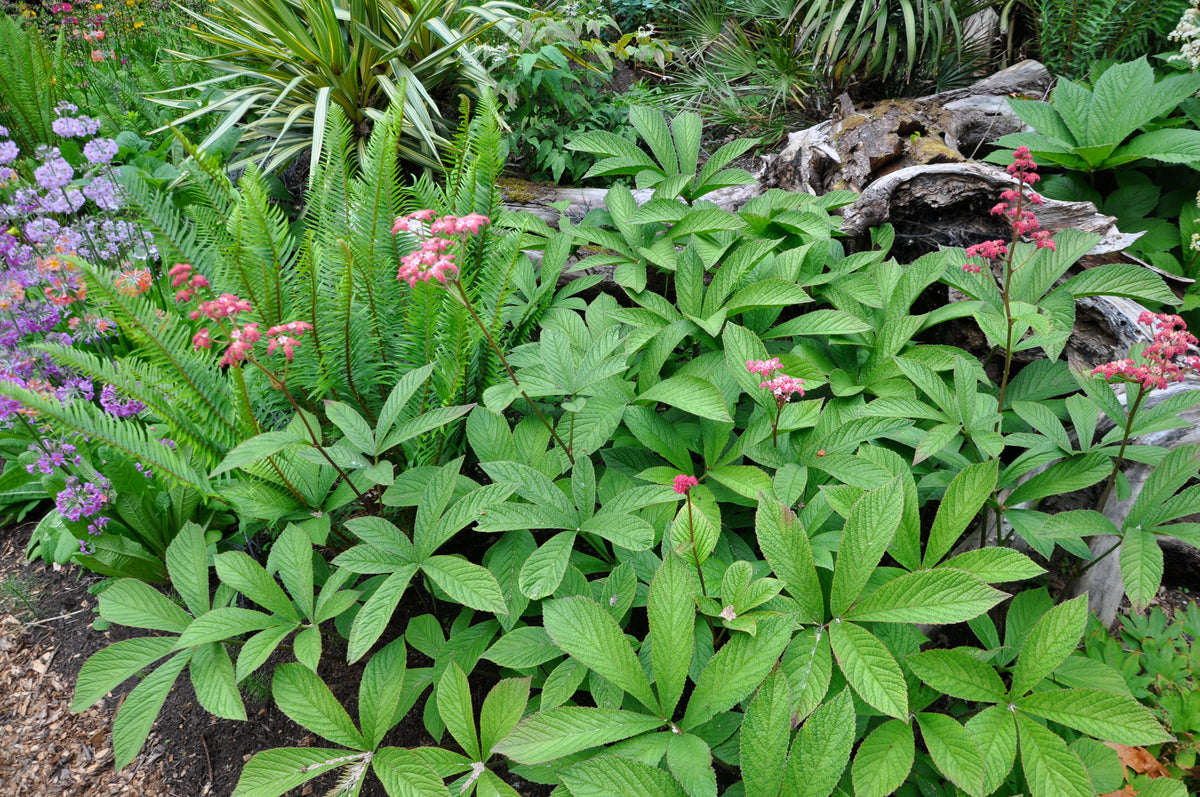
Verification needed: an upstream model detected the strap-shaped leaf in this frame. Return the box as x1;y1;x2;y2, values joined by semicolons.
272;663;366;750
543;596;659;714
493;707;663;765
829;620;907;719
1016;688;1170;746
783;687;855;797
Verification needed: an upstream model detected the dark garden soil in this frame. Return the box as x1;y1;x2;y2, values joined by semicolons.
0;526;545;797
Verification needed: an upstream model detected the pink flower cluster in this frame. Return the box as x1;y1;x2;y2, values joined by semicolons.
963;146;1056;273
391;210;490;287
168;262;210;302
1092;312;1200;390
673;474;698;494
265;321;312;362
746;359;805;403
171;263;310;366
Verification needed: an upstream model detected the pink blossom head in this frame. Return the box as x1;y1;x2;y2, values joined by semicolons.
761;374;805;402
673;474;698;495
746;358;783;377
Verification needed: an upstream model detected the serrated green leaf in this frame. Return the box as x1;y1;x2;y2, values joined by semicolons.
741;669;791;797
1016;713;1094;797
906;648;1007;703
543;596;659;713
942;548;1046;582
438;662;481;760
966;705;1017;795
831;479;904;616
360;637;408;750
648;553;695;718
917;713;986;797
483;626;561;669
639;375;732;422
113;651;191;768
176;607;275;648
1011;595;1087;697
231;748;354;797
1016;688;1171;746
480;677;531;757
347;566;418;663
422;556;508;615
667;733;717;797
756;496;821;624
518;531;575;601
190;641;245;721
373;748;452;797
784;688;855;797
852;719;915;797
559;754;688;797
98;579;193;633
165;522;210;616
829;621;907;719
272;663;366;750
493;707;663;764
71;636;178;712
682;616;792;730
845;569;1006;624
1120;526;1163;614
214;551;300;621
925;460;998;567
782;628;832;724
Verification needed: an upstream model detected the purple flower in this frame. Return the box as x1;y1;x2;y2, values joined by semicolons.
99;383;145;417
87;516;110;535
0;141;17;165
83;138;118;164
55;475;110;521
83;177;123;211
34;158;74;190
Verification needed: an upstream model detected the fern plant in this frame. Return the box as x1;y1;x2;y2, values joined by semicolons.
1014;0;1191;79
0;15;65;154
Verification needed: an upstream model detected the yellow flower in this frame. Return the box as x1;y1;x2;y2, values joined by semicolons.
133;20;143;27
92;3;102;9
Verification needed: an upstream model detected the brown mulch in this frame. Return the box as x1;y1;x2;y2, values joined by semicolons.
0;536;181;796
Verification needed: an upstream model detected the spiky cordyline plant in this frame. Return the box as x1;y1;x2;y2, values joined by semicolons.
153;0;524;174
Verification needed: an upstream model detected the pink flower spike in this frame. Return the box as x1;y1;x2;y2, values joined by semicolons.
673;474;699;495
192;328;212;350
746;358;783;376
761;374;805;401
